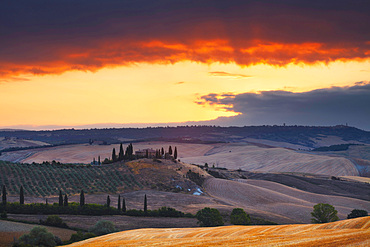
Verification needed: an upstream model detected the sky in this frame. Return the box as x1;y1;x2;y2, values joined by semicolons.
1;0;369;130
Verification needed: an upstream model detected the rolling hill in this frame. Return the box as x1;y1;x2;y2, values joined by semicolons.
182;143;359;176
66;216;370;247
204;178;370;224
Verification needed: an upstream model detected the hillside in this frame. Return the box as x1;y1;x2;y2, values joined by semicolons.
1;141;364;177
1;125;369;149
182;143;359;176
204;178;370;224
0;220;75;247
67;216;370;247
0;159;206;197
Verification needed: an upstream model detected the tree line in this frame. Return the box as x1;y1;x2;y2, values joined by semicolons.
93;143;178;165
1;185;190;218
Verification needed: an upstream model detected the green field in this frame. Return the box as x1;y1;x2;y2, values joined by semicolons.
0;161;143;197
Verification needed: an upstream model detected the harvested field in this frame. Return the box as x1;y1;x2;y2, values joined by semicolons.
7;214;198;232
314;144;370;161
1;141;360;176
340;176;370;184
67;216;370;247
204;178;370;224
6;142;216;164
182;143;359;176
245;172;370;201
0;137;48;150
0;220;75;247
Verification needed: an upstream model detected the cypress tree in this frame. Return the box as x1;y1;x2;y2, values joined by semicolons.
2;185;7;206
122;197;126;213
93;157;96;165
98;156;101;165
45;198;48;205
106;195;111;207
129;143;133;156
20;186;24;205
161;147;164;156
64;194;68;207
59;190;63;206
118;195;121;210
174;147;178;160
119;143;124;161
144;194;147;213
145;149;149;158
80;190;85;207
169;146;173;155
112;148;117;162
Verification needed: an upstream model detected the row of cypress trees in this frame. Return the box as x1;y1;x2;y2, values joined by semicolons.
2;185;25;206
2;185;147;213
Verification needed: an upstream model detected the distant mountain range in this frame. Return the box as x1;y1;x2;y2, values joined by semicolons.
1;125;369;149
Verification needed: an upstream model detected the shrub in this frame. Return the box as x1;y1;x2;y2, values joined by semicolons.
195;207;224;227
89;220;116;236
0;211;7;219
16;226;56;247
41;215;68;228
230;208;251;225
68;231;96;244
347;209;368;219
311;203;339;223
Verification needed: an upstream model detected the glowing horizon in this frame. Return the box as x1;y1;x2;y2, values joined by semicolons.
0;1;369;130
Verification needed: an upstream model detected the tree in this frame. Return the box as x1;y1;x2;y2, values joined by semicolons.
347;209;368;219
119;143;124;161
161;147;164;156
230;208;251;225
98;156;101;165
18;226;57;247
20;186;24;205
144;194;147;213
43;215;67;228
2;185;6;206
195;207;224;227
64;194;68;207
118;195;121;210
59;190;63;206
122;197;126;213
106;195;110;207
80;190;85;207
174;147;178;159
89;220;116;236
311;203;339;223
112;148;117;162
169;146;173;155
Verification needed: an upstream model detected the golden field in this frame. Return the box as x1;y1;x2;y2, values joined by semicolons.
67;216;370;247
3;141;362;176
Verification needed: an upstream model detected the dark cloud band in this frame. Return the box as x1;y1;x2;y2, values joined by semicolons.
197;83;370;130
0;0;369;78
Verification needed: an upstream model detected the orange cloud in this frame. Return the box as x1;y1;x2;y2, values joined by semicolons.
1;39;368;79
1;1;369;79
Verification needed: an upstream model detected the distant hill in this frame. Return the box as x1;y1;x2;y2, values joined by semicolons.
1;125;369;149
